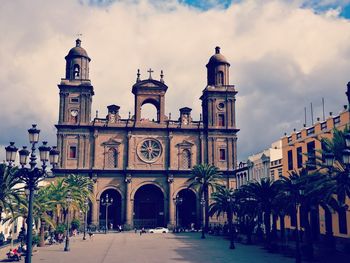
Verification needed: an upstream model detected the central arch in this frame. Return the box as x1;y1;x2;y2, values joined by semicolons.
133;184;165;228
177;189;198;229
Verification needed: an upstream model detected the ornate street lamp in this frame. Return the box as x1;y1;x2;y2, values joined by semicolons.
173;195;183;233
227;193;235;250
64;190;72;252
5;124;59;263
83;199;89;240
101;194;113;234
200;197;206;239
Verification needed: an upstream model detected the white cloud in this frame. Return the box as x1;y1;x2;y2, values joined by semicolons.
0;0;350;162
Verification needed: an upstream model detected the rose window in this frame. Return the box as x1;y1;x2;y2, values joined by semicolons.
138;139;162;163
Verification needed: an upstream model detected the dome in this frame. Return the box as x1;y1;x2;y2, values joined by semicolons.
207;46;229;65
65;39;91;61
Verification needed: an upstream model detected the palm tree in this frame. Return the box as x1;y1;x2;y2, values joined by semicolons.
0;164;23;221
187;164;222;232
210;186;236;249
240;177;278;247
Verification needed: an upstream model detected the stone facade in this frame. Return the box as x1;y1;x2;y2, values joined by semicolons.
54;40;239;229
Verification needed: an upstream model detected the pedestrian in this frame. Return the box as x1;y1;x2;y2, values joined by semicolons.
134;228;137;234
119;225;122;232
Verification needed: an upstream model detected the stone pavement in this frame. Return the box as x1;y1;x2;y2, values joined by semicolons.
9;232;295;263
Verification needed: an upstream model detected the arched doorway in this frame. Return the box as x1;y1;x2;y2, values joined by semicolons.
134;184;164;228
177;189;197;229
99;189;122;230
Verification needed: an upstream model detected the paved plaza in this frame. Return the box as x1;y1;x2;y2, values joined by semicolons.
24;232;293;263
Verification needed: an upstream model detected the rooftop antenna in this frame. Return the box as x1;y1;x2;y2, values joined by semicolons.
322;97;325;121
304;107;307;127
310;102;314;125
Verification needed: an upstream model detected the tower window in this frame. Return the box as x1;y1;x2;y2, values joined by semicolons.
219;149;226;161
69;146;77;159
218;114;225;126
73;64;80;79
216;71;224;85
106;148;118;168
70;97;79;103
181;149;191;169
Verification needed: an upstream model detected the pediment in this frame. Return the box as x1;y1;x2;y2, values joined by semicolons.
101;138;121;146
176;140;194;147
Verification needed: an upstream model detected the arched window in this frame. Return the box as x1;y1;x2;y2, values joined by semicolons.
106;148;118;168
181;149;191;169
73;64;80;79
216;71;224;85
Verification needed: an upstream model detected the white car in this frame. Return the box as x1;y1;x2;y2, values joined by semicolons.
149;227;169;233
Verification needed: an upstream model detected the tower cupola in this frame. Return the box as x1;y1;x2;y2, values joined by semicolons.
65;39;91;80
206;46;230;86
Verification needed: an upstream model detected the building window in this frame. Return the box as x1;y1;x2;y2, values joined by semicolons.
288;136;292;143
338;209;348;234
321;122;327;130
69;146;77;159
106;148;118;168
307;141;316;168
219;149;226;161
307;127;315;136
277;168;282;178
218;114;225;126
73;64;80;78
70;97;79;103
270;169;275;179
216;71;224;85
288;150;293;170
296;133;301;139
334;116;340;127
297;147;303;168
181;149;191;169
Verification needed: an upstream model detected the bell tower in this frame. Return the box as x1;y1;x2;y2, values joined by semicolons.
57;39;94;125
200;47;239;171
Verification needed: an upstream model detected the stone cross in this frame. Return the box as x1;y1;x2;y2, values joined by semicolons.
148;68;154;79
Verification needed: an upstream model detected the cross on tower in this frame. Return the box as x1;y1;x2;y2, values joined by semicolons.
148;68;154;79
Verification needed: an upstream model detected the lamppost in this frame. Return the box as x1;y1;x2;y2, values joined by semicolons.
174;195;183;233
200;197;205;239
101;194;113;234
4;124;59;263
227;193;235;250
64;190;72;252
83;199;89;240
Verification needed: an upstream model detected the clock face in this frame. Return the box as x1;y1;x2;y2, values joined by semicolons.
70;110;78;117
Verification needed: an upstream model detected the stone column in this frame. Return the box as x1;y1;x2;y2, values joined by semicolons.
126;132;132;169
168;175;175;227
91;177;99;225
125;174;133;228
168;132;173;169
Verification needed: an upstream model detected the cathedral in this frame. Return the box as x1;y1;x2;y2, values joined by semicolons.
54;39;239;230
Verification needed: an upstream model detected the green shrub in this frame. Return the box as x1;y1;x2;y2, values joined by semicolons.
55;224;66;234
32;235;40;246
71;219;81;230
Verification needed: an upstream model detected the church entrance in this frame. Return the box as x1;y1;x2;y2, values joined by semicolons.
99;189;122;230
178;189;197;229
134;184;164;229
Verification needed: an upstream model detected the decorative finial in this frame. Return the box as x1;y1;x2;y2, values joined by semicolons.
136;69;141;82
160;70;164;83
169;112;171;119
96;110;98;118
76;38;82;47
147;68;154;79
215;46;220;54
128;111;131;119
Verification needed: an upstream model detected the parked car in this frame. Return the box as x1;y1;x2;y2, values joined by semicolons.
149;227;169;233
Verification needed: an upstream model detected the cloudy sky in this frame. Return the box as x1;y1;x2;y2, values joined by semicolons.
1;0;350;163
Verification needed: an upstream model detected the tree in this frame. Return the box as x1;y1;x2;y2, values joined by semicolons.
187;164;222;232
210;186;236;248
240;177;279;247
0;164;23;221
